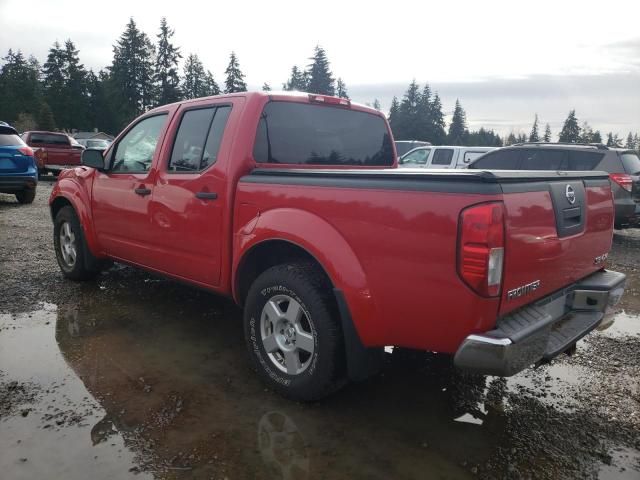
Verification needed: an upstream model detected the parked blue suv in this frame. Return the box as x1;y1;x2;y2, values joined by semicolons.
0;124;38;204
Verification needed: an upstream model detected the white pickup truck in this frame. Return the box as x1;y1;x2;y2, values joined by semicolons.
398;146;497;169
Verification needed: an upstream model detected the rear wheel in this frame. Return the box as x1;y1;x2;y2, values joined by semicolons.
244;263;345;401
53;206;101;280
15;187;36;204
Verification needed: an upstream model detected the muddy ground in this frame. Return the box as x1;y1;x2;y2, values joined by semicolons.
0;182;639;480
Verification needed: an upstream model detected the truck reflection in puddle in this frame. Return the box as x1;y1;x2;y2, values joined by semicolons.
45;273;639;480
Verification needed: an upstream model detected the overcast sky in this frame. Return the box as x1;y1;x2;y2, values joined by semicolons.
1;0;639;136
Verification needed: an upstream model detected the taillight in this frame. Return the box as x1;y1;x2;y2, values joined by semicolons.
610;173;633;192
18;146;33;156
458;202;505;297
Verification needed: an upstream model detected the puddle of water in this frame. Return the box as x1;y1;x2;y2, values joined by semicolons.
599;447;640;480
0;272;638;479
0;307;152;480
599;310;640;338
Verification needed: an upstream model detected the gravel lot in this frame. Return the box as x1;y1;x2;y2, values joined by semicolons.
1;182;639;480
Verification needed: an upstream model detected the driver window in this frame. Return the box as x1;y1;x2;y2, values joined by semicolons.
111;114;167;173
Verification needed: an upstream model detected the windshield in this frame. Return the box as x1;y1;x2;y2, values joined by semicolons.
621;153;640;175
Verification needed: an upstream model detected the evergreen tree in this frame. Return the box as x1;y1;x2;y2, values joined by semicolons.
63;40;89;130
0;50;42;124
306;45;334;95
529;114;540;142
154;17;182;106
336;78;349;99
429;93;447;144
506;132;518;145
447;99;468;145
372;99;381;111
283;66;307;91
388;96;400;135
109;18;156;127
467;128;503;146
262;82;271;91
86;69;118;133
224;52;247;93
42;41;66;126
397;80;422;140
182;53;219;99
626;132;635;149
606;132;615;147
558;110;581;143
543;123;552;142
592;130;602;143
579;121;594;143
37;102;56;131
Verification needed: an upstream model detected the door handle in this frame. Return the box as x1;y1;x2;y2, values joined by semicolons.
134;187;151;196
195;191;218;200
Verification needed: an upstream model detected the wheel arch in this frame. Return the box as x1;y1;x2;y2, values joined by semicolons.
233;208;380;348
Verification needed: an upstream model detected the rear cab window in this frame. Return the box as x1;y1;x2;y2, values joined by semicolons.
621;153;640;175
253;102;394;166
29;133;70;146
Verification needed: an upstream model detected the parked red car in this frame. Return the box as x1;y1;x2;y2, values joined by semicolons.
22;130;83;175
49;92;625;400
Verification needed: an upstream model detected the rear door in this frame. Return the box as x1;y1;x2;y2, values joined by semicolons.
428;148;455;169
29;133;72;166
147;100;235;287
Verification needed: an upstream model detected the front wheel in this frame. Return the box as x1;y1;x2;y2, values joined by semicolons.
53;206;101;280
244;263;345;401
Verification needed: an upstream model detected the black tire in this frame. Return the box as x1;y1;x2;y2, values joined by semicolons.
53;206;101;280
244;263;346;401
15;187;36;204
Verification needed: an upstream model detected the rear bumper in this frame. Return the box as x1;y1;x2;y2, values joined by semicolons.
454;269;626;376
0;174;38;192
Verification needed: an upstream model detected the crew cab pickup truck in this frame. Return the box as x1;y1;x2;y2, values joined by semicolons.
22;130;84;175
49;92;626;401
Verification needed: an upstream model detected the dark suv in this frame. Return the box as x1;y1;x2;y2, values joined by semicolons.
469;143;640;228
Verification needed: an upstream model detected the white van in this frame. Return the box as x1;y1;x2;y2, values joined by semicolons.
398;146;497;169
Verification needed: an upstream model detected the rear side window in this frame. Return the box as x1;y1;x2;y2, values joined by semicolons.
169;106;231;172
254;102;393;166
0;134;25;146
621;153;640;175
30;133;69;145
431;149;454;166
568;151;604;170
471;149;521;169
520;149;568;170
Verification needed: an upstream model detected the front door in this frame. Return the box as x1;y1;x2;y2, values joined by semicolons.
92;113;171;267
147;102;234;287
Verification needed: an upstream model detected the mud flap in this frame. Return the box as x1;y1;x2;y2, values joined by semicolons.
333;289;384;382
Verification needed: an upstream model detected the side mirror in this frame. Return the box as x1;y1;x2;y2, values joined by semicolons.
81;149;106;170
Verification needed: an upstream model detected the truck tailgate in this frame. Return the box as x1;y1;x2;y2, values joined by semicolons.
499;174;614;315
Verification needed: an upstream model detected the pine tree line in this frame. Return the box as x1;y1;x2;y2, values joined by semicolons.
1;21;638;148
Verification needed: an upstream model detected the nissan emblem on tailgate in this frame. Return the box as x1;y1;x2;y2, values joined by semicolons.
565;185;576;204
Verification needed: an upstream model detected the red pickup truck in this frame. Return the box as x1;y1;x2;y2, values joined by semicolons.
49;92;626;400
22;130;83;175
